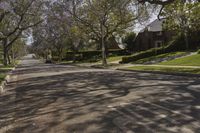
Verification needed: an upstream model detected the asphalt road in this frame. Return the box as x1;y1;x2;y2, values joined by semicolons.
1;55;200;133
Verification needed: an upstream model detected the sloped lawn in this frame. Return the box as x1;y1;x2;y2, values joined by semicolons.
132;52;188;64
159;54;200;66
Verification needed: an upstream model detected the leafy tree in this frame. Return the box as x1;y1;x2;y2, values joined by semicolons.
69;0;148;66
123;32;136;52
0;0;44;65
162;1;200;49
31;0;86;62
10;39;26;63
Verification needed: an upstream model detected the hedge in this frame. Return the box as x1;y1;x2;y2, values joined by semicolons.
64;49;130;61
120;36;187;64
121;47;165;63
198;49;200;54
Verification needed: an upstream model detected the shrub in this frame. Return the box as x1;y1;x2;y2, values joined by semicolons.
120;34;188;64
64;49;130;61
123;32;136;52
121;47;166;63
198;49;200;54
109;49;130;56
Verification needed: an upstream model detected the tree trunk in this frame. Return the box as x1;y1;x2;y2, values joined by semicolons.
3;39;8;66
101;40;107;66
11;45;15;65
58;47;63;62
105;42;109;56
7;53;11;65
182;1;189;50
184;30;189;50
73;50;77;63
101;23;107;66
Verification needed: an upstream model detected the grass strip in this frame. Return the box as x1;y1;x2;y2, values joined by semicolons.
125;66;200;74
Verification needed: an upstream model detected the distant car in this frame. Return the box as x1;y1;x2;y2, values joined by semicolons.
45;59;52;63
46;54;52;63
32;55;36;59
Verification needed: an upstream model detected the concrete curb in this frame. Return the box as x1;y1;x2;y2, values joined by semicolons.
0;67;16;94
117;68;200;78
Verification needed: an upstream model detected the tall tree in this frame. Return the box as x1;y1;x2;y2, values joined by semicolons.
32;0;86;62
162;1;200;49
0;0;43;65
68;0;148;66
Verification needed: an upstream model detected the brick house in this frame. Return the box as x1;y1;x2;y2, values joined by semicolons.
134;19;174;51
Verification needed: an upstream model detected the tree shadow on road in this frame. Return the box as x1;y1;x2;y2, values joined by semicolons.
0;69;200;133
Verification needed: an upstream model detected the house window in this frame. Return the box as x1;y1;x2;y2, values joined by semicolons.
155;41;163;47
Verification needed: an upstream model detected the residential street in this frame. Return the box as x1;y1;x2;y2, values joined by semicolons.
1;55;200;133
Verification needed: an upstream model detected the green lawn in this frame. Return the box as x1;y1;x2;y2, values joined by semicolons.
106;56;124;63
132;52;188;64
159;54;200;66
95;55;125;63
124;66;200;74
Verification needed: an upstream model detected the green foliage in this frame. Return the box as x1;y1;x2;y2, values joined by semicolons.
123;32;136;52
121;32;199;64
121;47;165;63
162;1;200;50
162;1;200;32
11;39;26;59
73;0;148;65
198;49;200;54
65;49;129;61
169;31;200;50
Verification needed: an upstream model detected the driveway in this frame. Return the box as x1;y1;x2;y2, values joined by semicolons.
1;55;200;133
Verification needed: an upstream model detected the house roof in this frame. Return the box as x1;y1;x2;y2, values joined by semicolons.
140;19;164;33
